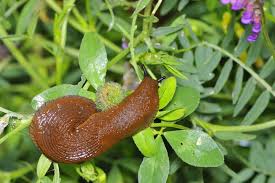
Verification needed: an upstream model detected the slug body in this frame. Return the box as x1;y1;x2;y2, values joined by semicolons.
30;77;159;163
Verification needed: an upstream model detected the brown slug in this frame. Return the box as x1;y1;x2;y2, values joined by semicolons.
30;72;161;163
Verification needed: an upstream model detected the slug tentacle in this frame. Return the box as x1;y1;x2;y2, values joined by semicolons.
30;77;159;163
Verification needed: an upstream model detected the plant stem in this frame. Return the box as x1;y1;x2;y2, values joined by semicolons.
107;48;130;69
0;118;31;145
10;164;34;179
0;107;24;119
151;123;189;130
193;117;275;134
152;0;163;15
142;0;153;37
98;34;122;53
107;31;148;69
175;43;200;53
0;25;48;89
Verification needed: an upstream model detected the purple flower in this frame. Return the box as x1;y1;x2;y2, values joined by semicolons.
220;0;264;42
247;32;259;42
221;0;231;4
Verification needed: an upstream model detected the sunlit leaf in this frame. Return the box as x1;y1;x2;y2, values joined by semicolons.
164;130;224;167
37;154;52;178
79;32;108;90
158;77;177;109
158;108;185;121
133;128;157;157
138;136;169;183
165;86;200;117
31;84;95;110
53;163;61;183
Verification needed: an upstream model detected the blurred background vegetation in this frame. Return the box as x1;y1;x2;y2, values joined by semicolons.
0;0;275;182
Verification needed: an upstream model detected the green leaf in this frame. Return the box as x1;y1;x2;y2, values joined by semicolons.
164;130;224;167
230;168;254;183
79;32;108;90
39;176;52;183
232;67;244;104
133;0;150;15
206;0;218;10
16;0;40;34
53;163;61;183
37;154;52;178
252;174;266;183
249;142;267;172
152;24;185;37
165;86;200;117
138;136;169;183
198;101;221;114
246;35;263;66
195;46;213;70
260;57;275;79
160;0;178;15
242;91;270;125
31;84;95;110
234;77;256;117
234;27;250;56
158;77;177;109
214;132;256;141
268;177;275;183
133;128;156;157
142;52;180;66
214;59;233;93
27;14;39;37
178;0;190;11
198;51;222;81
158;108;185;121
161;15;186;46
107;165;123;183
164;65;187;80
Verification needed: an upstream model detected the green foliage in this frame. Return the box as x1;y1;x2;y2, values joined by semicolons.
138;136;169;183
158;77;177;109
164;130;224;167
133;128;157;157
0;0;275;183
79;32;108;90
31;84;95;110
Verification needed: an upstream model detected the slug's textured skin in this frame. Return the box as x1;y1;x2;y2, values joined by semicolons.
30;77;159;163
